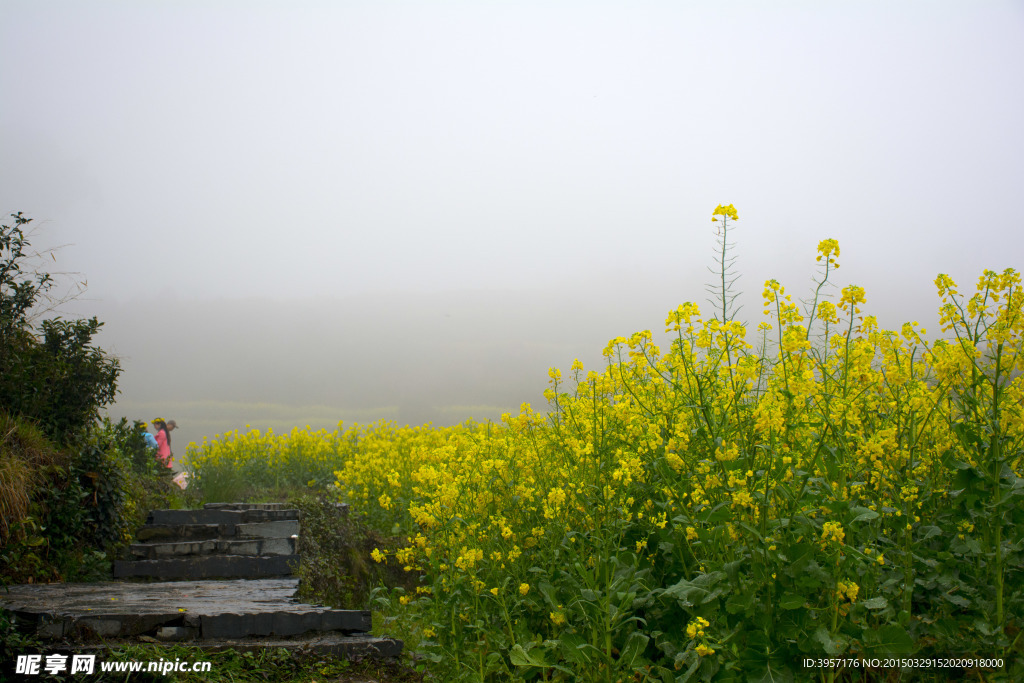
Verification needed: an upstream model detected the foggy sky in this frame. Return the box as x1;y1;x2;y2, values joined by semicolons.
2;1;1023;455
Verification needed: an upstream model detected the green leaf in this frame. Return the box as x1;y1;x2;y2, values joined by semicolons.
558;633;600;666
813;626;841;656
618;631;649;670
850;508;879;523
750;661;795;683
725;591;753;615
943;592;971;608
871;625;915;654
737;521;765;541
675;650;702;682
778;593;805;610
538;582;559;607
701;502;733;524
509;644;548;668
662;571;726;607
860;597;888;610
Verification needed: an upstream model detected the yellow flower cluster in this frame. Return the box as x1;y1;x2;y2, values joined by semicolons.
835;580;860;602
821;521;845;547
711;204;739;222
686;617;716;657
686;616;710;639
816;238;840;267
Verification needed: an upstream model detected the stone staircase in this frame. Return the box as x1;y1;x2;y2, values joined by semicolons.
0;503;402;659
114;503;301;580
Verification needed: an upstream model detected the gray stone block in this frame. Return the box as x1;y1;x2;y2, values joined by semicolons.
268;611;321;636
37;617;68;639
204;503;285;511
148;507;299;525
128;537;296;559
71;633;403;659
78;618;122;637
120;613;187;637
218;538;296;555
135;524;224;542
113;555;298;580
0;578;399;656
150;509;246;525
238;509;300;522
216;539;261;555
130;540;216;559
236;520;299;538
155;626;196;641
321;610;372;634
198;609;368;638
200;611;285;638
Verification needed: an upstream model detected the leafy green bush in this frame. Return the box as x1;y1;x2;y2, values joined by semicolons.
0;213;120;445
1;415;184;585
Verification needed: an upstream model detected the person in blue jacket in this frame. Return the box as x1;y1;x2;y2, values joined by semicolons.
140;421;159;450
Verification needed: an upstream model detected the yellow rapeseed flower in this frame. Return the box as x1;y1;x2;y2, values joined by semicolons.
711;204;739;222
686;616;710;639
820;521;845;547
816;238;840;267
836;580;860;602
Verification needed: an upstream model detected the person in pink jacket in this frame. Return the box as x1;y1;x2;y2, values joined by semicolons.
152;418;177;468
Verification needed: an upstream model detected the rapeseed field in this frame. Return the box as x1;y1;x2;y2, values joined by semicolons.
187;207;1022;681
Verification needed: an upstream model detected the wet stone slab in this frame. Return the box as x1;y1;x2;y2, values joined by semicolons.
135;520;300;542
203;503;287;511
0;579;371;641
128;537;297;559
113;554;299;580
147;509;300;526
46;632;403;659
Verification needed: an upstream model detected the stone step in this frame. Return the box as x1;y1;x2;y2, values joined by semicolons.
129;537;296;559
113;555;298;580
0;579;372;641
135;520;299;542
72;632;403;658
237;520;299;539
147;509;299;526
203;503;287;511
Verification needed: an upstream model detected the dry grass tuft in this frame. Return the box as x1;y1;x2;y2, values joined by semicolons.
0;412;64;544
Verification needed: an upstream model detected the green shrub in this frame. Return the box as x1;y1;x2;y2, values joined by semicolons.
0;414;183;585
1;214;120;445
292;495;418;610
